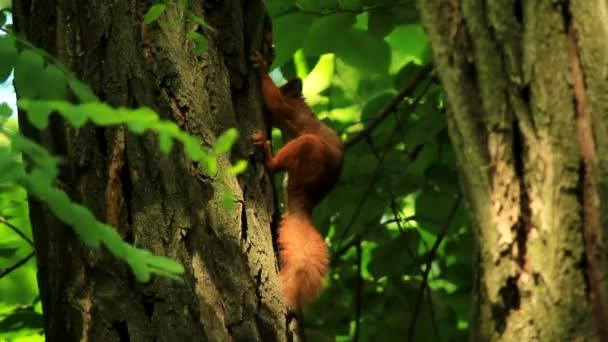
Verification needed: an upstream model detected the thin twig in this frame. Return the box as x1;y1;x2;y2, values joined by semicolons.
381;215;442;227
0;215;34;247
345;64;433;149
354;237;363;342
332;232;361;266
407;195;461;342
366;138;417;261
331;80;432;263
0;252;35;279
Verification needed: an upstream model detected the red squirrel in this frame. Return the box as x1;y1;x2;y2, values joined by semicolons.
251;51;344;310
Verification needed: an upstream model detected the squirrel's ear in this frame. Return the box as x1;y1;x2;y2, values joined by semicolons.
280;78;303;98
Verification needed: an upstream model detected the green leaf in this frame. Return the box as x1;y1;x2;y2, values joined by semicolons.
125;107;159;133
96;223;126;258
426;165;460;193
353;154;377;175
128;107;159;123
0;246;17;258
393;62;425;90
221;191;235;211
273;13;316;68
39;64;67;100
214;128;238;154
127;122;146;134
360;91;396;122
84;102;120;125
144;3;166;24
405;108;445;146
0;34;16;82
386;25;429;71
206;157;217;175
316;0;339;11
407;141;439;176
67;77;98;102
183;136;204;160
415;190;456;234
335;29;391;74
147;254;184;275
368;9;396;38
22;101;51;129
0;309;43;333
302;13;356;56
227;160;248;175
159;132;173;153
153;120;179;132
368;7;419;38
0;102;11;118
267;0;296;16
339;0;363;9
65;205;101;247
186;11;205;25
296;0;322;10
0;0;10;11
10;134;59;181
0;155;23;182
187;30;208;55
63;105;88;128
126;248;151;282
14;50;44;99
369;233;418;277
186;10;215;32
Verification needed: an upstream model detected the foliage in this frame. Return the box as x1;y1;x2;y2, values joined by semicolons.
0;178;41;341
265;0;473;341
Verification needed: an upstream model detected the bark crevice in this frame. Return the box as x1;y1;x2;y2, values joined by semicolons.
566;13;608;338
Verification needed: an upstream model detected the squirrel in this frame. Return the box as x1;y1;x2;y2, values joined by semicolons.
250;51;344;311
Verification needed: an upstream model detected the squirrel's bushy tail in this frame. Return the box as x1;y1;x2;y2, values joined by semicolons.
278;214;328;310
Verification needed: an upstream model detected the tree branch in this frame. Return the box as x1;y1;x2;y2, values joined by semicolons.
345;64;433;149
0;252;35;279
366;137;418;261
0;215;34;247
408;194;461;341
331;79;433;264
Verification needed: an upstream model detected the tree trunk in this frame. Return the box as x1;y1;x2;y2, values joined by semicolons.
13;1;289;341
417;0;608;340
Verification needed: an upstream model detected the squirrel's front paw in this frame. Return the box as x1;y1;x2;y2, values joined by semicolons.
250;52;269;73
251;130;267;146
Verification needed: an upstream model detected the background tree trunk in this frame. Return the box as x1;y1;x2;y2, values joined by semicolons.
13;1;288;341
417;1;608;340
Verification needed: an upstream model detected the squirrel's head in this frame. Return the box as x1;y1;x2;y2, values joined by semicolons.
279;78;313;117
280;78;304;100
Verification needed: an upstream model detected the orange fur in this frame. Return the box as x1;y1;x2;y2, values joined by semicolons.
251;51;343;310
278;214;328;309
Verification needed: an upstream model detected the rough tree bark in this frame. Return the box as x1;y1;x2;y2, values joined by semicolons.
417;0;608;340
13;1;291;341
